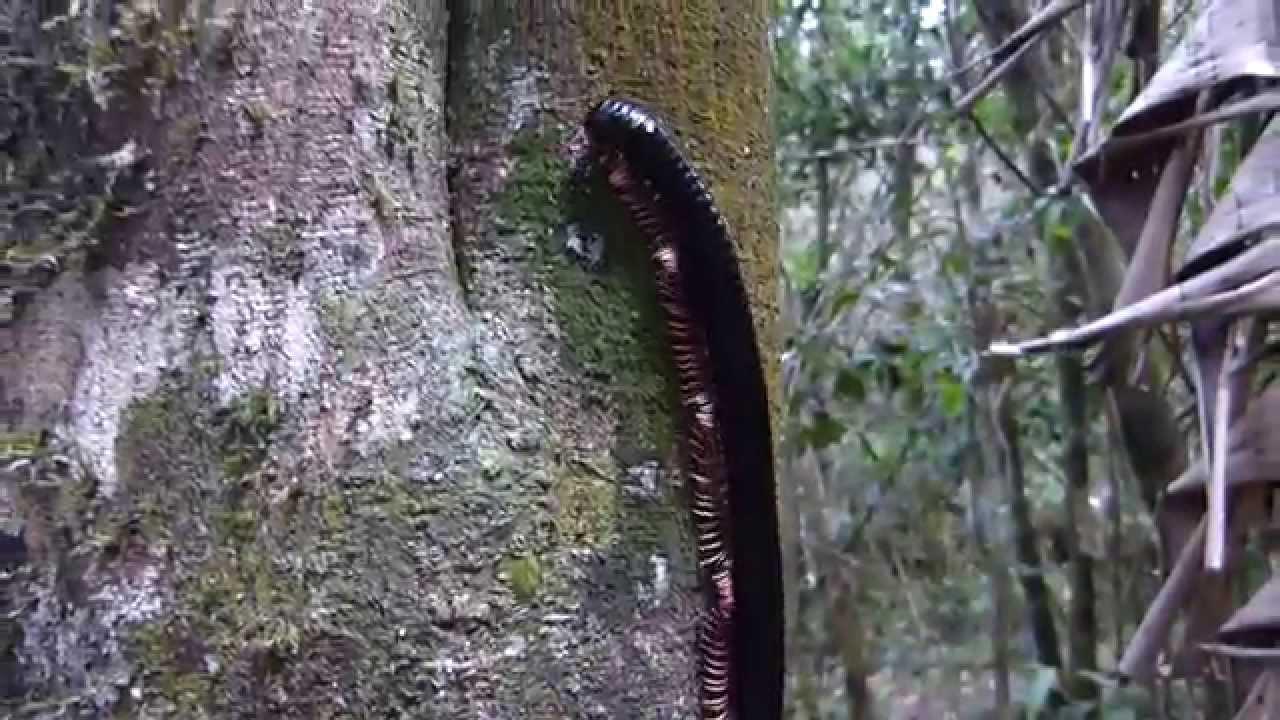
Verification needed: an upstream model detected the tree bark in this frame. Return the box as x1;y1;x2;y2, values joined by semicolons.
0;1;777;717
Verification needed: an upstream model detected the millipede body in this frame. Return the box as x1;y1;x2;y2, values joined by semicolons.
581;97;784;720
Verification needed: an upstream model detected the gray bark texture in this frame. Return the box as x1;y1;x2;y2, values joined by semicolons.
0;1;777;718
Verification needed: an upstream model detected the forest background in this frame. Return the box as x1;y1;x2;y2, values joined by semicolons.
778;0;1280;718
3;0;1277;718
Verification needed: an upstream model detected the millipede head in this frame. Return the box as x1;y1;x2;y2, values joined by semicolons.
584;97;659;148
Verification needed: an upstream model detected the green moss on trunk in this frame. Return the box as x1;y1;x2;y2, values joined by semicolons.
581;0;782;425
118;371;450;716
497;127;678;453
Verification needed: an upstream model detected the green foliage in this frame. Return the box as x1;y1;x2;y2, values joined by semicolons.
782;241;824;295
771;0;1178;717
970;92;1017;142
936;372;966;418
774;0;948;151
795;409;847;450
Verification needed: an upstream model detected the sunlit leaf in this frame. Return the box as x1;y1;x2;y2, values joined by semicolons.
783;243;822;293
940;249;969;276
936;373;966;418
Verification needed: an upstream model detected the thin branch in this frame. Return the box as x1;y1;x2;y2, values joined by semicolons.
780;137;921;164
954;33;1040;116
1035;81;1075;137
951;0;1087;79
967;113;1043;196
1119;518;1206;679
1200;642;1280;660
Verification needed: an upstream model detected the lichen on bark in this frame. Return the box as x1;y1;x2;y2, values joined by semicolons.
2;0;466;715
2;1;776;717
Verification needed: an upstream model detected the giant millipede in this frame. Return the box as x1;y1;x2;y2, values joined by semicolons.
580;97;784;720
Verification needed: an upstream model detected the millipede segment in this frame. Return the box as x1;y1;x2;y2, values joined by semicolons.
581;97;784;720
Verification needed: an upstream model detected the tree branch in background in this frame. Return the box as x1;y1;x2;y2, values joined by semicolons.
954;0;1086;77
954;33;1039;116
952;0;1086;88
1120;519;1206;678
966;114;1043;196
782;137;920;164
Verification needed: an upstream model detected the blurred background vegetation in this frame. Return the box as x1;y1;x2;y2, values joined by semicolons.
770;0;1280;717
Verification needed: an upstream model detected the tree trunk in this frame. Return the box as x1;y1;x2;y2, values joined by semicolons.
951;143;1014;720
976;1;1109;704
0;1;778;717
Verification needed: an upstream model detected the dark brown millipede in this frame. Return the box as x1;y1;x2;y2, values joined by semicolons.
581;97;784;720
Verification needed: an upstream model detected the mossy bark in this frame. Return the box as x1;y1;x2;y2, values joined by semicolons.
580;0;782;417
1;1;776;717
